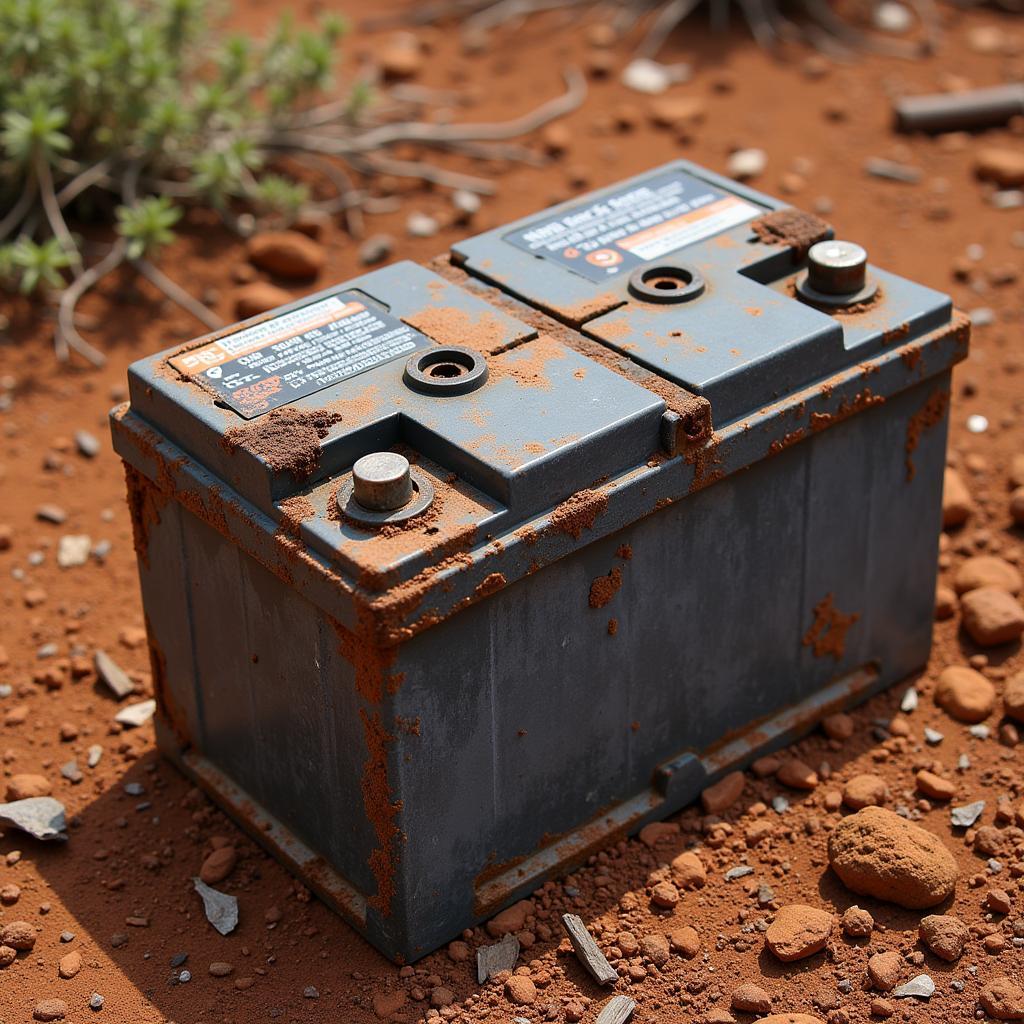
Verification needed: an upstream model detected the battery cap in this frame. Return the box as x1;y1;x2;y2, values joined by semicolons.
807;240;868;296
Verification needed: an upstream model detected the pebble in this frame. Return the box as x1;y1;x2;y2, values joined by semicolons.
701;771;745;813
953;555;1021;595
621;59;674;95
980;976;1024;1019
89;993;104;1010
200;845;238;885
669;925;700;958
650;880;679;908
0;945;15;967
919;914;969;961
178;970;192;983
1005;672;1024;722
985;888;1012;914
934;665;996;722
923;726;944;745
32;999;68;1022
58;949;82;979
960;587;1024;646
776;758;818;790
0;796;67;840
487;900;533;938
915;770;955;801
247;232;325;280
359;234;394;266
942;468;973;527
378;34;422;79
36;504;67;524
670;850;706;888
975;148;1024;188
731;982;771;1013
0;883;20;905
764;904;832;961
193;878;238;936
6;774;52;802
841;905;874;938
57;534;91;568
1011;487;1024;526
451;190;481;221
873;1;913;32
842;773;888;810
822;712;854;740
74;430;101;458
115;699;156;727
233;282;291;319
892;974;934;1000
406;212;439;238
900;687;919;713
951;800;985;828
209;961;234;977
505;975;537;1005
868;950;903;992
727;148;767;181
827;807;958;908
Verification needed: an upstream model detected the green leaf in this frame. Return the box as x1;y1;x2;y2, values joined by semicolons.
116;196;182;260
9;236;72;293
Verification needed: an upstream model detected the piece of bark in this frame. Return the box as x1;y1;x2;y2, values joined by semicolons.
476;932;519;984
596;995;636;1024
561;913;618;985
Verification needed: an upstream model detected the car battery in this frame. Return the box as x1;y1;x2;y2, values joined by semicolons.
110;160;968;962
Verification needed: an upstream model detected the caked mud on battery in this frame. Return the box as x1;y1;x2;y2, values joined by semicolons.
110;160;969;961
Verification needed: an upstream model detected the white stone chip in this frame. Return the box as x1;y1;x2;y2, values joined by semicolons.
193;878;238;935
57;535;92;568
0;797;68;841
115;699;156;728
893;974;935;999
951;800;985;828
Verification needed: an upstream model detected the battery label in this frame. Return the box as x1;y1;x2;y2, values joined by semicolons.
168;293;429;418
504;170;762;283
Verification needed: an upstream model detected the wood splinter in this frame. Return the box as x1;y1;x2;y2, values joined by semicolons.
560;912;618;986
596;994;636;1024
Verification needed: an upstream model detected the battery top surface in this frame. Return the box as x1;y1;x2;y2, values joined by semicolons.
117;160;963;602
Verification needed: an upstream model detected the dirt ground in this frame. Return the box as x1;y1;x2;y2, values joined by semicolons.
1;1;1023;1022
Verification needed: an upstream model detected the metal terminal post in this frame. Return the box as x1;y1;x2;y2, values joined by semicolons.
337;451;434;525
797;240;878;308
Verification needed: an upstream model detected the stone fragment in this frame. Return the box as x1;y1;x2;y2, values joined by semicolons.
892;975;934;999
731;982;771;1013
951;800;985;828
560;914;615;985
701;771;745;813
841;905;874;938
727;148;767;180
359;234;394;266
233;282;291;319
621;58;673;94
193;878;238;935
764;904;832;961
0;944;15;966
953;555;1022;595
827;807;958;908
0;920;37;950
961;588;1024;646
868;950;903;991
842;774;888;810
822;713;854;740
247;232;325;280
934;665;996;722
505;975;536;1005
115;699;156;727
975;148;1024;188
476;932;520;984
6;774;52;802
980;976;1024;1019
200;846;237;885
640;932;669;967
58;950;81;979
670;850;706;888
94;649;136;700
935;585;957;620
669;925;700;958
650;881;679;908
759;1016;824;1024
638;821;679;847
776;759;818;790
74;429;101;458
0;797;67;840
487;900;532;938
1005;672;1024;722
57;535;91;568
942;468;973;527
32;1000;68;1022
595;994;636;1024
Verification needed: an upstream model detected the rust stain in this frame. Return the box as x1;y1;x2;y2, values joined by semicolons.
802;594;860;660
549;488;609;540
359;707;402;916
588;567;623;609
904;386;950;481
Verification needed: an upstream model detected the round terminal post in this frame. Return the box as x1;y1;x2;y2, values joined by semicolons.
352;452;413;512
404;346;488;396
337;454;434;526
628;262;705;304
796;239;878;308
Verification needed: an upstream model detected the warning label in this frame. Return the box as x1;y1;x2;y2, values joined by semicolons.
168;293;429;418
504;169;762;283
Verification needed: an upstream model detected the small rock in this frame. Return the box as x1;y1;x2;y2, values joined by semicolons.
406;212;439;238
0;882;20;905
486;900;532;938
942;468;973;527
115;699;156;727
6;774;52;802
33;999;68;1022
0;944;15;967
58;950;82;979
828;807;958;908
621;58;673;94
247;232;325;280
841;905;874;938
776;758;818;790
873;1;913;32
36;504;67;524
379;34;422;79
57;535;91;568
640;932;670;966
986;888;1012;914
233;282;291;319
200;846;238;885
505;975;536;1005
868;950;903;992
95;649;136;700
669;926;700;958
638;821;679;847
89;993;104;1011
934;665;996;722
975;148;1024;189
650;881;679;908
0;797;67;840
901;687;919;713
670;850;706;888
0;920;37;950
953;555;1022;595
935;585;957;620
74;430;101;458
843;774;888;810
1005;672;1024;722
731;982;771;1013
727;148;767;181
209;961;234;977
822;712;855;740
951;800;985;828
892;974;934;1000
359;234;394;266
960;587;1024;646
915;770;956;801
764;904;832;961
980;976;1024;1019
701;771;745;813
193;878;238;936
